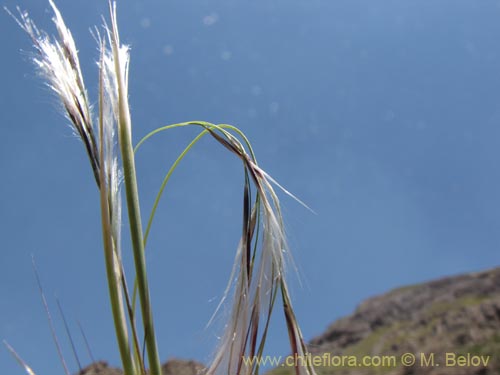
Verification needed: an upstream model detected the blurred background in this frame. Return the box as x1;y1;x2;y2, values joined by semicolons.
2;0;500;374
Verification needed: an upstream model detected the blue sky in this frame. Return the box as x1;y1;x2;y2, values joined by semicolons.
2;0;500;374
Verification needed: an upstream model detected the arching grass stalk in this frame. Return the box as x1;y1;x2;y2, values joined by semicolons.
131;122;261;311
135;122;316;375
135;122;259;251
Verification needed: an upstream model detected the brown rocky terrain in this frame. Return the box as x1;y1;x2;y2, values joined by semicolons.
78;267;500;375
273;266;500;375
77;361;123;375
77;358;205;375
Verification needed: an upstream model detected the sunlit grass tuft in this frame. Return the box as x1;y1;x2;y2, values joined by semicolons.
7;2;317;375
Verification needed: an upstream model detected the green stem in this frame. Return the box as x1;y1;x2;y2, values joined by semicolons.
99;186;136;375
117;95;162;375
109;14;162;374
98;48;135;375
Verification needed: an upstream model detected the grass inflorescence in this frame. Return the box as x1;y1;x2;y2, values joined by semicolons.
5;2;317;375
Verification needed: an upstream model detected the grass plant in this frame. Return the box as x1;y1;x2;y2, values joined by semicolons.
5;2;317;375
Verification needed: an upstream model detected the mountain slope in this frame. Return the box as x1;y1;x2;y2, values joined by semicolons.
280;267;500;375
77;358;205;375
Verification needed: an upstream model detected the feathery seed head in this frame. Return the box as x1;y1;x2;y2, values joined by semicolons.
8;0;125;257
7;2;100;186
205;130;316;375
97;31;123;256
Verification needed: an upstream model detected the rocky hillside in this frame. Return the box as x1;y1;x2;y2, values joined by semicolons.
77;358;205;375
278;266;500;375
77;267;500;375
